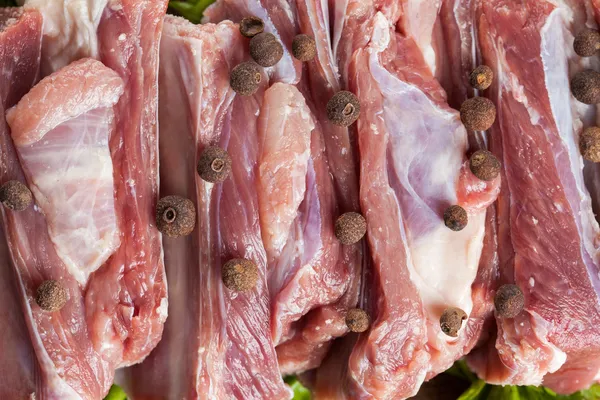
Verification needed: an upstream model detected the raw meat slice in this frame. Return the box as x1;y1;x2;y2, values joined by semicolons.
0;11;41;390
0;8;113;399
257;83;312;266
84;0;169;366
7;58;123;285
466;0;600;394
315;9;500;398
122;17;291;400
0;0;168;396
256;82;343;350
204;0;301;84
206;0;365;373
0;225;38;399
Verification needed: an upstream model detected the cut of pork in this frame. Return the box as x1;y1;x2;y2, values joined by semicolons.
0;0;168;397
122;17;291;400
0;9;112;400
205;0;365;374
0;9;41;398
311;7;500;398
7;58;123;285
465;0;600;394
84;0;169;367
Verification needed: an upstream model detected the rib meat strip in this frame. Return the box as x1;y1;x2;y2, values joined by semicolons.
122;16;291;400
466;0;600;394
0;9;42;398
314;7;499;398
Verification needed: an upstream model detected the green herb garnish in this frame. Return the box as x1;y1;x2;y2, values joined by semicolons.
169;0;216;24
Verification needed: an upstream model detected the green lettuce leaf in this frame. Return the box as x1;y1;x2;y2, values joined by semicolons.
104;385;127;400
169;0;216;24
457;377;600;400
284;376;311;400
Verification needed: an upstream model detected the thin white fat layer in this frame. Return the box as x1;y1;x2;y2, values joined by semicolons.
24;0;108;74
369;12;480;332
541;9;600;280
404;0;441;74
18;109;120;285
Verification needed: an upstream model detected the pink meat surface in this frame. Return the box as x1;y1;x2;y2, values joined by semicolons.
205;0;365;374
204;0;301;84
0;0;168;397
7;58;123;285
465;0;600;394
274;0;365;375
122;17;291;400
0;9;114;399
256;82;344;350
0;9;41;399
310;6;499;398
85;0;169;367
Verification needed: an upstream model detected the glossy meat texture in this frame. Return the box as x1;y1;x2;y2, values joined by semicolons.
204;0;301;84
204;0;365;373
310;4;500;397
466;0;600;394
84;0;169;367
7;58;123;285
122;17;291;400
2;0;169;397
0;9;41;399
0;8;114;400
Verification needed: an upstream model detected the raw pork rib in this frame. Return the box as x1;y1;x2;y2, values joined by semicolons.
7;58;123;285
465;0;600;394
123;17;290;400
0;9;41;398
206;0;365;374
313;7;499;398
0;0;168;397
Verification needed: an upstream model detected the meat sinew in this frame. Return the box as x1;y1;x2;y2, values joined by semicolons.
122;16;291;400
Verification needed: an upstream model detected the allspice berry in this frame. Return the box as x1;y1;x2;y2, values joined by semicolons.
292;34;316;62
494;284;525;318
250;32;284;67
444;205;468;231
440;307;467;337
469;65;494;90
230;61;262;96
335;212;367;245
36;280;68;312
571;69;600;104
574;28;600;57
460;97;496;131
0;180;32;211
345;308;370;333
156;195;196;237
239;16;264;38
198;146;232;183
222;258;259;291
580;127;600;162
327;91;361;127
469;150;501;181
